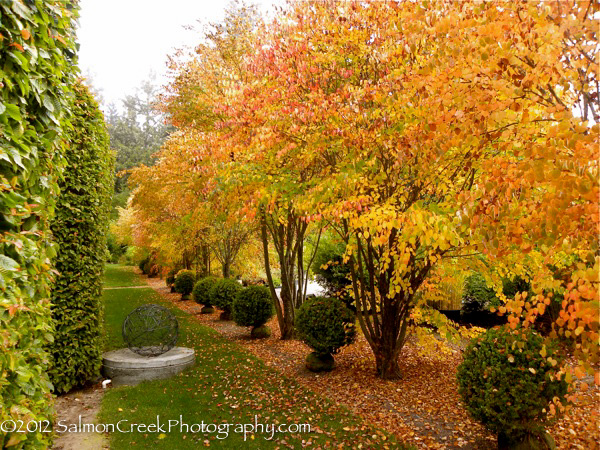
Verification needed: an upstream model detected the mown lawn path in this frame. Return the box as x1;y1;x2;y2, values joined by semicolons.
99;266;408;449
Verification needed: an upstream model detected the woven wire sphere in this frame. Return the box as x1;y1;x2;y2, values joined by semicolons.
122;304;178;357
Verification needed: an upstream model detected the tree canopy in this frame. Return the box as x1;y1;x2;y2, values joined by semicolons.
127;0;598;379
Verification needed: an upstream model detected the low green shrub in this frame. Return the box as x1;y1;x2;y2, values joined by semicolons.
193;277;218;306
174;270;195;300
457;326;568;447
233;286;274;337
295;297;356;359
166;268;178;286
139;256;150;274
143;260;154;276
210;278;243;319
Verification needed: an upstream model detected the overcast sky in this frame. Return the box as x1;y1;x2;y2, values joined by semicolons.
77;0;281;108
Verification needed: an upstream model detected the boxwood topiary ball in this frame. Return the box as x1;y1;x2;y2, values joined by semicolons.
174;270;195;299
193;277;218;306
166;268;178;287
305;352;335;372
210;278;243;315
295;296;356;357
457;326;568;444
232;286;274;328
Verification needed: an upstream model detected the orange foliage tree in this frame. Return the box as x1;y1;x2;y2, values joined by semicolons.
218;0;598;378
131;0;598;379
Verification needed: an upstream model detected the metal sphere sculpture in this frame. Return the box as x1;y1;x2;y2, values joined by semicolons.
122;304;178;357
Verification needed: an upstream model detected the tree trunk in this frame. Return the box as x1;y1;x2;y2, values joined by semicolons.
280;288;295;340
182;250;192;270
372;303;404;379
201;244;210;277
375;352;401;379
374;340;401;379
222;260;230;278
261;212;285;335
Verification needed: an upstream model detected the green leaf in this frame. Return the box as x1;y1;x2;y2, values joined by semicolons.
4;103;21;121
0;254;20;272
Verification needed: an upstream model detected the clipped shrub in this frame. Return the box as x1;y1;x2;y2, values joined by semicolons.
232;286;274;338
139;256;151;274
210;278;243;320
166;268;178;292
295;297;356;371
193;276;218;313
48;81;114;394
174;270;195;300
0;2;79;447
457;326;568;448
143;259;153;276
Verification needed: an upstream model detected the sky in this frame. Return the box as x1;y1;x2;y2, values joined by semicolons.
77;0;281;108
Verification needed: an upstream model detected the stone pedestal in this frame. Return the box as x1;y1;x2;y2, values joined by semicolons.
102;347;195;386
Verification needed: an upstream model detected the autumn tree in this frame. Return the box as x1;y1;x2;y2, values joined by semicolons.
228;0;598;378
469;0;599;377
160;2;325;338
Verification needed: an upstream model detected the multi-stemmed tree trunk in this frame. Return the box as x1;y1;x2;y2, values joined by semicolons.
342;222;437;379
213;219;254;278
261;206;321;340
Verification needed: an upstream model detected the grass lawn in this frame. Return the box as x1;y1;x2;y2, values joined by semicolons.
99;265;409;449
103;264;144;288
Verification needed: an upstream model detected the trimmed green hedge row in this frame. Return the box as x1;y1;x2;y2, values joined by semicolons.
48;81;114;393
0;1;80;448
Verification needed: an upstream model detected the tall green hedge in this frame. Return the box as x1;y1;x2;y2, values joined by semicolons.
48;80;114;393
0;1;79;448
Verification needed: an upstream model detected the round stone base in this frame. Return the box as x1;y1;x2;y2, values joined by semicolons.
102;347;195;386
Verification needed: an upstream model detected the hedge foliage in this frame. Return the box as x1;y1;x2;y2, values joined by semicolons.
166;268;178;287
139;255;150;273
295;297;356;356
48;81;113;394
193;276;217;306
210;278;243;313
457;327;568;442
175;270;195;296
0;1;79;447
232;286;274;328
